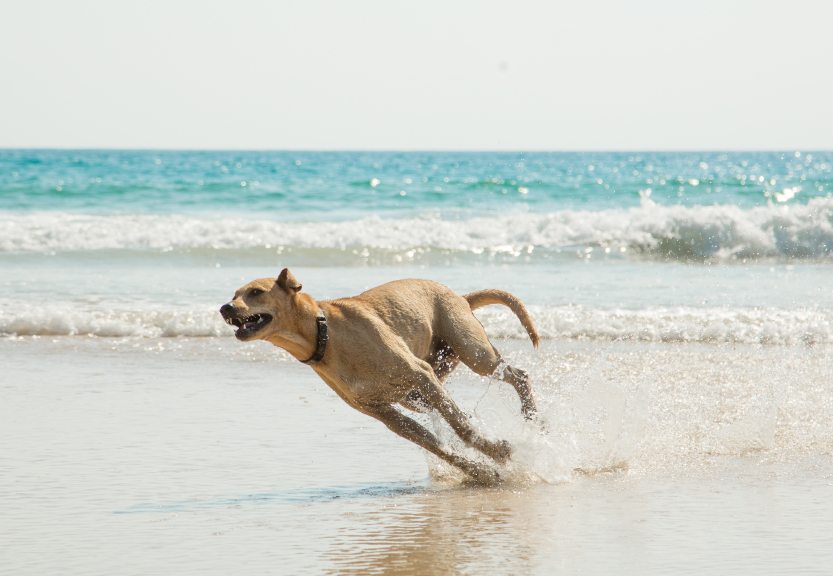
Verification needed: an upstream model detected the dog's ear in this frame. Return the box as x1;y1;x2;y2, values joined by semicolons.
276;268;302;294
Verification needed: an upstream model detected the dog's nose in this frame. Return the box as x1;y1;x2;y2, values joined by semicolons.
219;303;235;318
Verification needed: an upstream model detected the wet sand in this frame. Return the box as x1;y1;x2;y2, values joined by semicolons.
2;337;832;575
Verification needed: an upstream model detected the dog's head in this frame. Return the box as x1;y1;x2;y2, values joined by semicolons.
220;268;304;342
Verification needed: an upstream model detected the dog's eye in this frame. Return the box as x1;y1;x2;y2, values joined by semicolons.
249;289;264;297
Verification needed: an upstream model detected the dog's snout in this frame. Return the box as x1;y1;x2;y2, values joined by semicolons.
220;303;236;318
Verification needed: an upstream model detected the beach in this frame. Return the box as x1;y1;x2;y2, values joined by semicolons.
3;336;832;574
1;150;832;574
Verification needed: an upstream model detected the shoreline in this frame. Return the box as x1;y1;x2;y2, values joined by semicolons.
2;333;832;574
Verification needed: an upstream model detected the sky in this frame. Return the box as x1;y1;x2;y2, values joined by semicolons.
1;0;831;151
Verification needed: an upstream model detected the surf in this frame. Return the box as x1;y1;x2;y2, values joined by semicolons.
2;196;832;261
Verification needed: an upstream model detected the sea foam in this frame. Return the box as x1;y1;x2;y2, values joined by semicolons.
1;197;831;261
0;305;228;338
2;303;829;345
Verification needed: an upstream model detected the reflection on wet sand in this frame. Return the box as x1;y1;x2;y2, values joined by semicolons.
319;460;833;575
326;485;542;575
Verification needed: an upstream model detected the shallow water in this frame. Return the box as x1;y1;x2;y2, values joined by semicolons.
2;260;832;345
2;337;832;575
2;150;832;574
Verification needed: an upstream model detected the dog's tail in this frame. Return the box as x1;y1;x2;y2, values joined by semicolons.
464;289;540;349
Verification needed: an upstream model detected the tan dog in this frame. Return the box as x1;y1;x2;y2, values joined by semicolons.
220;269;539;484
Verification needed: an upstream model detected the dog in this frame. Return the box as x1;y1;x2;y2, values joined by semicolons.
220;269;539;484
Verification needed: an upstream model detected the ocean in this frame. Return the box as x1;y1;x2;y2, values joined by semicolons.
2;150;832;574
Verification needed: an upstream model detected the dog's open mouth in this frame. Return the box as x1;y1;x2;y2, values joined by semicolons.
226;313;273;337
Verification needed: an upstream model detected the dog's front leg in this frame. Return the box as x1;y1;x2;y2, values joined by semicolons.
361;404;500;485
399;389;431;413
410;364;512;465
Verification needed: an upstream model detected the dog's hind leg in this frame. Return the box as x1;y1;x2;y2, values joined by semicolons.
361;403;500;485
443;317;537;420
495;362;536;420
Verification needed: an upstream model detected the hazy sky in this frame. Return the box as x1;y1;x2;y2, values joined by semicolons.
2;0;831;150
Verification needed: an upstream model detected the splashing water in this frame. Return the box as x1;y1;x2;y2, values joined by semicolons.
420;341;833;484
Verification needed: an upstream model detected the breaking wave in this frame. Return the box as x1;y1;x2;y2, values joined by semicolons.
1;197;832;262
478;305;832;346
0;305;229;338
2;303;829;345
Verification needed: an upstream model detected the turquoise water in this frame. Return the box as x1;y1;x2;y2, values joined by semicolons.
2;150;830;217
1;150;831;342
2;152;833;574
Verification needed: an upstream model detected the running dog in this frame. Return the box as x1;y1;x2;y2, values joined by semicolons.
220;269;539;484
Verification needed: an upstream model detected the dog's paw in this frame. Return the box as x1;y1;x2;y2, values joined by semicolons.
492;439;512;465
466;465;501;486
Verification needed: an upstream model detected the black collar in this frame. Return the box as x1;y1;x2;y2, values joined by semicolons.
300;309;328;365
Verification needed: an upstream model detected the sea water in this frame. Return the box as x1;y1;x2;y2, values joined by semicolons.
1;150;832;574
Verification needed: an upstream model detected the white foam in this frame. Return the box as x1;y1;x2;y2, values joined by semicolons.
1;302;829;345
0;304;229;338
476;305;833;346
2;197;832;260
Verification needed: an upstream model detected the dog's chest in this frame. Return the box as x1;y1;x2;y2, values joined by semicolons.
316;368;404;407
